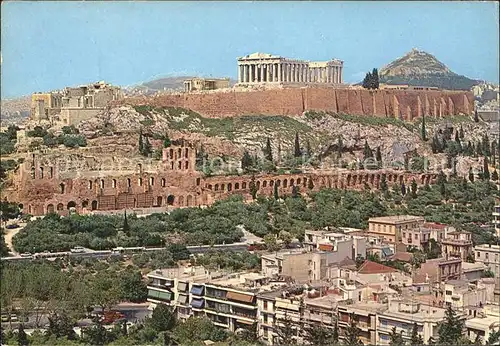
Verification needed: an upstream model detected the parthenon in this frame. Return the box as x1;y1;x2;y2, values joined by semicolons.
237;52;344;85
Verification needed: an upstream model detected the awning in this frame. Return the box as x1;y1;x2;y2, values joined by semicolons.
226;291;254;304
148;289;172;301
191;285;204;296
177;294;188;304
319;244;334;251
236;319;255;325
191;298;205;309
178;282;188;292
275;301;300;311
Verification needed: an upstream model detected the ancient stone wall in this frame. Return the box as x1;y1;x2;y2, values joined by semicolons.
122;88;474;119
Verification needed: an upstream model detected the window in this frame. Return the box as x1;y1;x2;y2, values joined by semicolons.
477;252;480;258
263;301;268;310
138;178;143;186
415;234;419;240
112;179;116;188
485;253;489;260
127;178;131;188
445;290;452;295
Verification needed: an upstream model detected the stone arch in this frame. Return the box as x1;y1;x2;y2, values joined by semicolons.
263;181;267;188
100;179;105;189
358;175;363;184
185;161;189;170
91;200;98;210
178;161;182;169
303;178;307;187
228;183;232;191
150;177;155;186
67;201;76;210
185;148;189;158
57;203;64;211
221;184;225;191
388;175;392;182
256;181;261;189
297;178;301;185
290;178;295;186
426;175;431;184
112;179;117;188
276;180;281;187
347;175;352;186
138;178;143;186
170;148;174;158
167;195;175;206
270;180;274;187
60;183;65;194
88;180;93;189
161;178;166;187
82;200;89;208
46;204;55;214
242;182;247;189
208;184;213;190
370;174;375;185
215;184;219;191
178;196;185;207
187;195;193;207
156;196;163;206
127;178;131;188
352;175;357;185
399;176;404;184
283;179;288;188
235;182;240;190
28;205;32;214
420;175;425;184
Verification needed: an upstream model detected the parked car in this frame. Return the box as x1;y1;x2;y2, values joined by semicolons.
1;313;9;322
20;253;32;258
10;314;18;322
70;246;85;253
5;224;19;229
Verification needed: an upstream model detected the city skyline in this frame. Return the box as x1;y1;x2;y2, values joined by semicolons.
1;1;499;98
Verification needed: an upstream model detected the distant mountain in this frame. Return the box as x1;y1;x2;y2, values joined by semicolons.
378;48;480;90
125;76;237;95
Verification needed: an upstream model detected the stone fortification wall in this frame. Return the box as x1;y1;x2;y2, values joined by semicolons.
122;88;473;119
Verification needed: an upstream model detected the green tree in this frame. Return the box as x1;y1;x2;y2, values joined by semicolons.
371;68;380;89
376;147;382;167
241;150;253;171
459;125;464;139
332;319;339;344
483;156;490;180
362;72;372;89
264;138;273;162
143;136;152;157
486;329;500;346
278;230;293;249
138;130;144;154
275;313;297;345
149;304;176;332
474;109;479;122
249;175;258;200
389;326;406;346
469;167;475;182
172;316;227;344
294;132;301;158
410;323;424;346
437;305;464;345
401;182;407;196
410;178;418;198
263;234;280;252
337;135;343;158
492;169;499;181
274;183;279;200
17;324;28;346
363;140;373;160
1;231;10;257
305;139;312;159
380;174;388;193
119;270;147;303
343;315;362;346
421;113;427;141
304;323;337;346
163;134;171;148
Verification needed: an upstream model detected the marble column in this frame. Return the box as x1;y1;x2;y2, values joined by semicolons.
278;63;282;82
238;65;242;83
340;66;343;83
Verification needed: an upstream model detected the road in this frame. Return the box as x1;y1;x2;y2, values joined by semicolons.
2;221;27;256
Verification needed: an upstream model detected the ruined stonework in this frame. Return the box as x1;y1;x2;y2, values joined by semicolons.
4;141;437;216
120;87;473;120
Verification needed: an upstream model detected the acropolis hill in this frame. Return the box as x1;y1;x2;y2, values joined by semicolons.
1;52;484;216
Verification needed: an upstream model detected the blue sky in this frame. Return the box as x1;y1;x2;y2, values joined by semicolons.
1;1;498;98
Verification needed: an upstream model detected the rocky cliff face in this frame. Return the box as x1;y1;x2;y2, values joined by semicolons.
379;49;478;90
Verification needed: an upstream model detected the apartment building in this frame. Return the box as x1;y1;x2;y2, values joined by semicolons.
475;244;500;277
441;230;473;261
493;206;500;237
443;279;495;309
303;230;367;259
367;215;425;244
465;304;500;343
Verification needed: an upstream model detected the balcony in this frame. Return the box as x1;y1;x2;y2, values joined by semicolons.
441;238;472;246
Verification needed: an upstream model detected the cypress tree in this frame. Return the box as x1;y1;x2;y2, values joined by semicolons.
459;125;464;139
410;323;424;346
389;326;405;346
474;109;479;122
469;167;475;183
380;174;388;193
241;150;252;171
305;139;312;159
431;135;438;154
483;156;490;180
492;169;498;181
249;175;257;200
421;113;427;141
454;130;460;146
343;315;362;346
337;136;343;158
376;147;382;167
401;182;406;196
437;305;464;345
274;183;279;200
372;68;380;89
332;319;339;344
362;72;372;89
363;140;373;160
294;132;301;158
123;210;130;234
138;129;144;154
17;324;28;346
411;178;418;198
264;138;273;162
482;134;491;157
492;140;497;166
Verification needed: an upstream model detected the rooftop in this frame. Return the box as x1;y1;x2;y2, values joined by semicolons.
357;260;397;274
462;262;487;272
368;215;425;224
475;244;500;251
